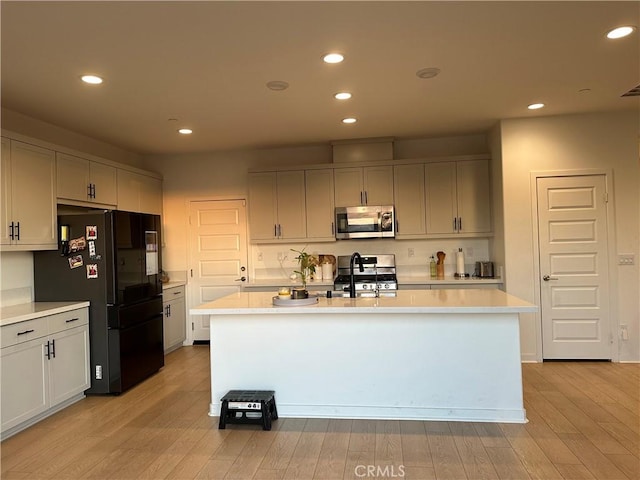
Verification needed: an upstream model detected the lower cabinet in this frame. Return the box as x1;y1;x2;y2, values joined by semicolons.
0;307;90;439
163;285;186;353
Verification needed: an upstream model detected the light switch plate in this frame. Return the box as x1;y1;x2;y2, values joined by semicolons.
618;254;635;265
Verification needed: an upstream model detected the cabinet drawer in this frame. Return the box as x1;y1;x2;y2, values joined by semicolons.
1;317;48;348
163;286;185;300
47;308;89;335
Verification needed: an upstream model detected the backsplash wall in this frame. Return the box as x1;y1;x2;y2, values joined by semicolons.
250;238;491;281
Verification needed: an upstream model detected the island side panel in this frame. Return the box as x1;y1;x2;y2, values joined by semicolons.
207;311;525;423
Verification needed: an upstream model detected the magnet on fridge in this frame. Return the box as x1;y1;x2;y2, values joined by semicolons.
69;236;86;253
87;264;98;279
86;226;97;240
88;241;96;258
68;255;83;269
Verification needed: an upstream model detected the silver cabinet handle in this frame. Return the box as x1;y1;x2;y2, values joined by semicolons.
364;191;368;205
331;222;335;235
543;275;558;281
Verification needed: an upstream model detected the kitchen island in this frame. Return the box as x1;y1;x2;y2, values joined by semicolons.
191;289;537;423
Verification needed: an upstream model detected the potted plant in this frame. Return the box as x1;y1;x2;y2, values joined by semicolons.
291;248;317;294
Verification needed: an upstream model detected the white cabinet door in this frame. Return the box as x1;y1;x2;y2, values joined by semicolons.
117;169;162;214
0;338;49;433
305;169;336;241
6;140;56;249
394;163;426;237
1;138;12;246
425;160;491;236
163;286;186;353
363;165;394;205
456;159;491;234
90;161;118;205
248;171;306;242
48;325;90;408
334;165;393;206
248;172;278;241
276;170;306;240
425;162;457;235
334;167;364;207
56;152;91;202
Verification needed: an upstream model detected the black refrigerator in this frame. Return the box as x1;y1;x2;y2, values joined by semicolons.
34;210;164;394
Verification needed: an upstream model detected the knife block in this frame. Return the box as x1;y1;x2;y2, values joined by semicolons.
436;264;444;279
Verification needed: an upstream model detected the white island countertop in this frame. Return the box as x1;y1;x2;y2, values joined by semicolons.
190;289;536;316
195;289;536;423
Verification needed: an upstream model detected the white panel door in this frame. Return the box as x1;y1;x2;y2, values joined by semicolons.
537;175;611;359
189;200;248;342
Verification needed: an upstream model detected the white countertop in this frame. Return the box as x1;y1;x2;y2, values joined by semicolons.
190;289;537;315
162;281;186;290
0;301;90;327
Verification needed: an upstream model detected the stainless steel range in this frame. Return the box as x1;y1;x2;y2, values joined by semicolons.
334;254;397;296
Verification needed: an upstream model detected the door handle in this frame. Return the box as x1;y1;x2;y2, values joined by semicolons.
235;276;246;282
543;275;558;281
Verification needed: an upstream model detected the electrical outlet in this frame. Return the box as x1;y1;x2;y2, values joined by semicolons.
96;365;102;380
408;248;415;257
257;252;263;261
466;247;474;257
277;252;284;262
618;254;635;265
620;325;629;341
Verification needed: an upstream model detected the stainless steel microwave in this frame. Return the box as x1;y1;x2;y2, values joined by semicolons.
335;206;395;239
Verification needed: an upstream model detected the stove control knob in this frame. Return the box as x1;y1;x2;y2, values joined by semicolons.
384;284;389;289
362;284;368;289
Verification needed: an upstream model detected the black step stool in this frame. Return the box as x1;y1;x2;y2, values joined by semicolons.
218;390;278;431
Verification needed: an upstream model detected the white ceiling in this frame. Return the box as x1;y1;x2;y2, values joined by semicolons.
1;1;638;155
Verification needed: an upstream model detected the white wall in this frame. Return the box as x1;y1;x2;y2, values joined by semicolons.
0;252;34;306
499;110;639;361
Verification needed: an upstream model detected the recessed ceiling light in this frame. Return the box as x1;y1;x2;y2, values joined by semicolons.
81;75;103;85
266;80;289;91
342;117;357;124
527;103;545;110
606;26;635;39
334;92;352;100
323;53;344;64
178;128;193;135
416;67;441;79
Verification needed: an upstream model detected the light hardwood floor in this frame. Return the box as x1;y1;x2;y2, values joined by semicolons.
1;346;638;479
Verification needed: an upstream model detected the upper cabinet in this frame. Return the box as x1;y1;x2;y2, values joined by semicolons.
305;169;335;241
56;153;117;206
117;169;162;215
393;163;426;238
248;171;306;243
334;165;393;207
1;138;56;251
425;159;491;236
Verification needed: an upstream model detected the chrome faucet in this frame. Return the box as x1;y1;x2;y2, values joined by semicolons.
349;252;364;298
